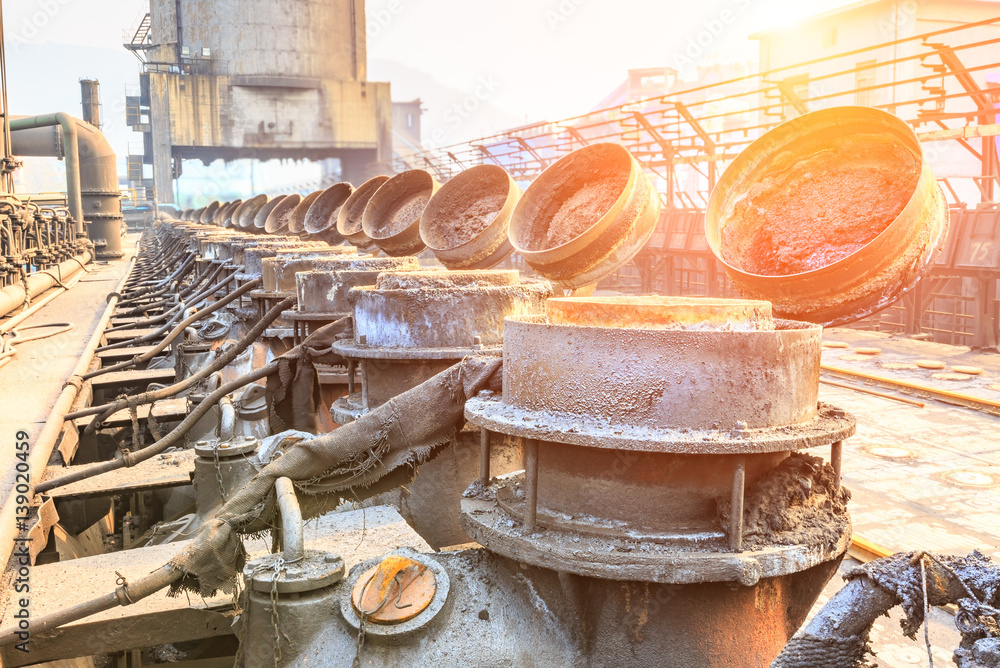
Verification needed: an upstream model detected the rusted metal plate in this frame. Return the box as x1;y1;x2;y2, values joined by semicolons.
89;368;176;392
73;397;187;430
56;420;80;464
26;497;58;563
41;450;197;499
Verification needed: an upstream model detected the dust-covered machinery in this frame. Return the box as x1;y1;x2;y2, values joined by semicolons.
4;110;999;668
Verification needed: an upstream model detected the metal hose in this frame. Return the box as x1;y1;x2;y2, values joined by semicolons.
37;363;279;493
68;295;294;429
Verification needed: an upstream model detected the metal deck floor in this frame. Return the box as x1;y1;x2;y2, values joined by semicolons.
806;329;1000;666
0;237;138;517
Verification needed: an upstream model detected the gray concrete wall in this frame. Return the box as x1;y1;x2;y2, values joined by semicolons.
151;0;365;81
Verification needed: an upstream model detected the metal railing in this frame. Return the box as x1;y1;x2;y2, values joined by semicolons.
394;16;1000;205
398;17;1000;347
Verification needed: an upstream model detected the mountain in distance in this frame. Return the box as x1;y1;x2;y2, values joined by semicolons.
369;58;522;154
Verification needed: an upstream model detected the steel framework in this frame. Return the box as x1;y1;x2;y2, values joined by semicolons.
396;17;1000;348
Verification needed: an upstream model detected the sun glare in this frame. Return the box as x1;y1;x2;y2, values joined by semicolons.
752;0;859;34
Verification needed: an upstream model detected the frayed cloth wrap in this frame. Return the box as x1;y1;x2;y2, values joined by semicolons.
168;353;502;596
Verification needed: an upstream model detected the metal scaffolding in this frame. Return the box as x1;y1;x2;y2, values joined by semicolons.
396;17;1000;348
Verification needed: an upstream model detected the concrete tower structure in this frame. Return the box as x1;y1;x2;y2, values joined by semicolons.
125;0;392;203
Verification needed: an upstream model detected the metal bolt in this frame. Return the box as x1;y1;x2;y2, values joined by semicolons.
729;456;745;553
359;334;367;345
523;438;539;534
480;429;491;487
832;441;843;491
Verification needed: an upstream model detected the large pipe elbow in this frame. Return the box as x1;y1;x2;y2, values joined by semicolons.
75;121;121;222
9;114;122;253
9;113;82;230
218;395;236;442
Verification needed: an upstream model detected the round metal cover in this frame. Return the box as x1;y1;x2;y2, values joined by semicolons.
350;554;436;625
245;550;345;594
340;548;449;637
194;435;258;458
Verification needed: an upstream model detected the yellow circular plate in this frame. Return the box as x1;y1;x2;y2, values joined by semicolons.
840;354;872;362
854;347;882;355
823;341;849;349
881;362;917;370
932;372;971;381
915;359;945;370
951;365;984;376
351;556;436;625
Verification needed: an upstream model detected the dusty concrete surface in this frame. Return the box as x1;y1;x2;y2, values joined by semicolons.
823;380;1000;558
0;235;138;513
809;332;1000;665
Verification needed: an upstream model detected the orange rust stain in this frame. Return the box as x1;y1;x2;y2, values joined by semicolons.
545;296;773;330
721;136;919;276
351;555;436;625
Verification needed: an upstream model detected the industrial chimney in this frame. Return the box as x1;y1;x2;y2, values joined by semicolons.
79;78;100;128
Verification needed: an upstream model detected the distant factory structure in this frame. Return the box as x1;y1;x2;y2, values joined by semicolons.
123;0;393;204
752;0;1000;201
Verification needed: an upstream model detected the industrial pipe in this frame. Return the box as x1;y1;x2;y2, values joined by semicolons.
8;114;83;231
83;277;265;379
274;477;305;563
38;363;279;493
10;114;124;255
73;296;294;433
218;396;236;442
0;250;92;320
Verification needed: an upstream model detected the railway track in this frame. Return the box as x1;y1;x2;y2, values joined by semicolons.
821;362;1000;417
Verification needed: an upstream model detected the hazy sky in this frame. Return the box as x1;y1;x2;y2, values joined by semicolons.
2;0;859;199
4;0;859;131
362;0;859;123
